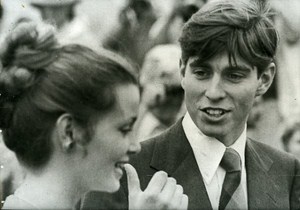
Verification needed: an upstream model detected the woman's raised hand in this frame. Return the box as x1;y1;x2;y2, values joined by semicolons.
124;164;188;210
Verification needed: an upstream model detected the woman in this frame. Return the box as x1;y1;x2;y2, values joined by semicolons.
0;22;188;209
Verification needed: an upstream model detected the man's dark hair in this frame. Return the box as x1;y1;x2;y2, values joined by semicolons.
179;0;278;76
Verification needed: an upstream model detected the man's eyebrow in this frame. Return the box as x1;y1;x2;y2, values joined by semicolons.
189;59;253;72
189;59;210;68
224;65;253;72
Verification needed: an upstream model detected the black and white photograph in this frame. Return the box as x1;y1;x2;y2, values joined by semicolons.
0;0;300;209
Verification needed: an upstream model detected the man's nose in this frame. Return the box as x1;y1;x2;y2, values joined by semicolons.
205;76;226;101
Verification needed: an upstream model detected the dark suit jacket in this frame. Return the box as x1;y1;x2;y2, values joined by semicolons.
78;120;300;210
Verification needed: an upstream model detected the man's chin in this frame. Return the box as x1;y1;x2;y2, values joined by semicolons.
199;126;227;142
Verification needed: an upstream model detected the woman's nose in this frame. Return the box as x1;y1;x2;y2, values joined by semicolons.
128;139;141;155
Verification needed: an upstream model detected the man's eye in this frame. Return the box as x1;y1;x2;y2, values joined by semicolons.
194;69;210;79
227;73;244;82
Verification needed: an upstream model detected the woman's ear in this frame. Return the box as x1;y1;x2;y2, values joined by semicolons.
56;113;75;153
56;113;88;154
256;63;276;97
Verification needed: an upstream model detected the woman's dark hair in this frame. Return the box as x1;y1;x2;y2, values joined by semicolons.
0;22;138;169
179;0;278;76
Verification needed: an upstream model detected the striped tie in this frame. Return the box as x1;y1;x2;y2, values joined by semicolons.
219;148;243;210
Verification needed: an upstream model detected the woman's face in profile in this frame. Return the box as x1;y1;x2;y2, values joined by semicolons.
81;84;140;192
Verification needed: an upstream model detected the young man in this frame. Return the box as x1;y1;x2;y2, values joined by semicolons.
79;0;300;209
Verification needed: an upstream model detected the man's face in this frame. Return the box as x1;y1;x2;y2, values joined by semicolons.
180;52;274;145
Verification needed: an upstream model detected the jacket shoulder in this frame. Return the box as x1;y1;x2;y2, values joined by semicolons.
131;120;183;164
247;138;300;173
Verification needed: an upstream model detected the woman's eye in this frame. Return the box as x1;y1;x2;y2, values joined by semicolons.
120;127;132;136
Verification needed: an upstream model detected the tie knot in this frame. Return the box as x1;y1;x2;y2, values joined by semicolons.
220;148;241;172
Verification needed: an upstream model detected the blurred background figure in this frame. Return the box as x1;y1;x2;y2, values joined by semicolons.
0;0;125;47
136;44;185;141
103;0;207;67
281;120;300;160
269;0;300;121
30;0;102;52
150;0;207;45
103;0;157;66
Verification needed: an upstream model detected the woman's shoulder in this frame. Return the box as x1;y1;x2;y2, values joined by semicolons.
3;194;38;209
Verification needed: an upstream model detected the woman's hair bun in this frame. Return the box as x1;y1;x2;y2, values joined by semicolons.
1;21;59;68
0;21;59;129
0;66;35;95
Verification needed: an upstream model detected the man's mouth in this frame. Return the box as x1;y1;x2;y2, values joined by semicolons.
201;108;229;117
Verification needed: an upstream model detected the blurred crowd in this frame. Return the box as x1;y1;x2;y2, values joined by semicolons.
0;0;300;204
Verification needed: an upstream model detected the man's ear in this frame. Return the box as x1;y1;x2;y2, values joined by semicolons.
256;63;276;97
56;113;85;153
180;59;186;89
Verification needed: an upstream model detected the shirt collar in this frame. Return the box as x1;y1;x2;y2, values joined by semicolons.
182;112;247;184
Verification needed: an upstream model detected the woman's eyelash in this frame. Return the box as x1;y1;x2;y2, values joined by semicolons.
120;127;133;135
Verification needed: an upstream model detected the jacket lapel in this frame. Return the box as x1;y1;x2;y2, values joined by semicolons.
172;152;213;210
246;139;281;209
145;122;285;209
149;120;212;210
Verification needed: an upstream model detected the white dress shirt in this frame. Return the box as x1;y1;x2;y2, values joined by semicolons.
182;112;248;210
